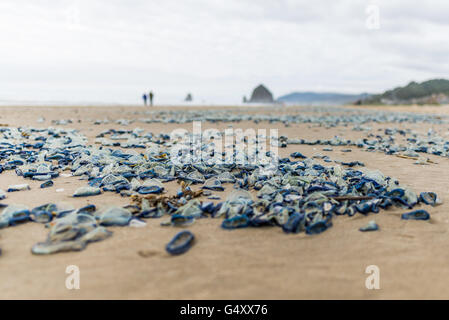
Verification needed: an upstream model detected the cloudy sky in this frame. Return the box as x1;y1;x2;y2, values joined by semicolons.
1;0;448;105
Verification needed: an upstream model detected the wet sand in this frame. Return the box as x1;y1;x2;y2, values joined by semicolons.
1;105;449;299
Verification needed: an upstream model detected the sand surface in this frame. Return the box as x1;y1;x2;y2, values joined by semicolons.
1;105;449;299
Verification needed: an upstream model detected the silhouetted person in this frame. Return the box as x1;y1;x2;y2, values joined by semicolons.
142;93;147;106
149;91;154;106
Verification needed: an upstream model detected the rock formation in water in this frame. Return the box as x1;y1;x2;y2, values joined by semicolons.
248;84;274;103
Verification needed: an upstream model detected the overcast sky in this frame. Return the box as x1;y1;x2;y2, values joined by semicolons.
1;0;449;105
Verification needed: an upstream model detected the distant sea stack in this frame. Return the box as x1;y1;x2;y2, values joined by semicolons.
248;84;274;103
185;93;193;102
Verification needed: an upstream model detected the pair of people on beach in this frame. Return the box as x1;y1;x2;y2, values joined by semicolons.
143;91;154;106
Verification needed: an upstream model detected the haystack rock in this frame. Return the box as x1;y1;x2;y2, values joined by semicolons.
248;84;274;103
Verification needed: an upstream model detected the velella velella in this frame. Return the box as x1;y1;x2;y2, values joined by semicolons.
306;219;332;235
80;227;113;243
419;192;440;206
32;240;87;255
40;180;53;188
290;152;306;159
97;206;132;226
7;184;30;192
282;213;305;234
30;203;57;223
31;204;113;255
0;107;445;257
137;179;164;194
401;209;430;221
202;178;224;191
171;214;195;227
359;220;379;232
221;214;250;229
73;186;102;197
166;230;195;255
0;205;30;228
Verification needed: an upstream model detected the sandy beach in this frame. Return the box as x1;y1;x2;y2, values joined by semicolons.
1;104;449;299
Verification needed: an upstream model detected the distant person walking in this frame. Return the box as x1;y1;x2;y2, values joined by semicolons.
142;93;147;106
149;91;154;106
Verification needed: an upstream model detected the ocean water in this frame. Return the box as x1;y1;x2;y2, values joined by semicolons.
0;85;275;107
0;94;247;107
0;100;263;107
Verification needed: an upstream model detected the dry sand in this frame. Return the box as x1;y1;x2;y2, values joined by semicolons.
1;105;449;299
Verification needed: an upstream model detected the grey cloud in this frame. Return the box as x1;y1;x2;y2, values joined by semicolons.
1;0;449;104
